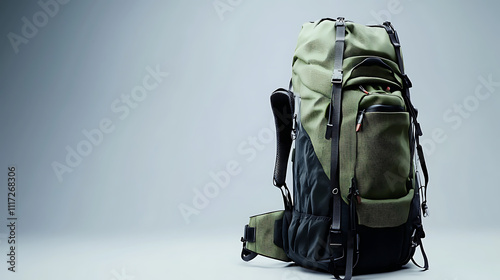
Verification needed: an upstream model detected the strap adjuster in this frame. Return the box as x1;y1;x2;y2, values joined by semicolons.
242;224;256;243
336;17;345;26
403;74;413;88
329;228;342;247
331;69;343;84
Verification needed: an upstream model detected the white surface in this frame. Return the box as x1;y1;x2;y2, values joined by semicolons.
1;228;497;280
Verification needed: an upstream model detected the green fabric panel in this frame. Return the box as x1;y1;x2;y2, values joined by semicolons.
342;56;402;89
292;20;404;178
245;211;289;261
359;89;405;108
339;89;365;203
292;76;331;177
357;189;414;228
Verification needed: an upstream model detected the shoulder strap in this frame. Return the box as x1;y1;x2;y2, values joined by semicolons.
270;88;294;211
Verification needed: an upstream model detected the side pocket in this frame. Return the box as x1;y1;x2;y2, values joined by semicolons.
287;211;331;270
357;189;414;228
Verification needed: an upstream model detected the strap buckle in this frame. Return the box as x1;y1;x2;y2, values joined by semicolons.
329;228;344;261
291;114;297;140
241;224;258;262
336;17;345;26
331;69;343;84
242;224;256;243
402;74;413;88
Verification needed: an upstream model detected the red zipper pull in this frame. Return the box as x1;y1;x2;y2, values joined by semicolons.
356;109;365;132
359;85;369;94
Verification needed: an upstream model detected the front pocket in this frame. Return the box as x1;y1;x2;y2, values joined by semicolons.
354;104;412;227
356;189;414;228
355;106;410;200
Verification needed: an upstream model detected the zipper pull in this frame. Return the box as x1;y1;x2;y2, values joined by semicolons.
349;178;361;205
355;109;365;132
359;85;369;94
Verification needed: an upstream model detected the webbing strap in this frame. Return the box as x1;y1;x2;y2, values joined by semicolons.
325;17;355;280
382;22;430;271
382;21;429;217
411;225;429;270
327;17;345;232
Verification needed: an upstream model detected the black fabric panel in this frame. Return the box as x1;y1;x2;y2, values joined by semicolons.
354;224;405;273
286;125;332;271
293;125;332;216
274;218;285;248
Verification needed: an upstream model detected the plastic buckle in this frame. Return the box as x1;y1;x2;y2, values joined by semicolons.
411;226;426;248
336;17;345;26
422;201;429;217
331;69;343;84
329;228;342;247
241;224;258;261
403;74;413;88
382;21;400;47
242;224;256;243
329;228;344;261
291;114;297;140
383;21;395;33
410;228;418;247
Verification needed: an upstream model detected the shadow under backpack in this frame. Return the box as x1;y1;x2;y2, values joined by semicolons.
240;18;430;280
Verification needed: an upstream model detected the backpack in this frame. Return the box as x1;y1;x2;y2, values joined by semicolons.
240;17;430;279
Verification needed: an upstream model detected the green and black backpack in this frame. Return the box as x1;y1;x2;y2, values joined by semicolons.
240;17;430;279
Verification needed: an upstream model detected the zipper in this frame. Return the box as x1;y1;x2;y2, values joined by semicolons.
365;104;404;113
355;104;405;132
359;85;392;95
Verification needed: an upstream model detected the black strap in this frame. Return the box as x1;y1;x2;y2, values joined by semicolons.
328;17;345;233
383;22;430;271
382;21;429;217
241;224;258;261
241;246;258;262
411;226;429;270
325;17;355;280
270;88;295;211
416;141;429;216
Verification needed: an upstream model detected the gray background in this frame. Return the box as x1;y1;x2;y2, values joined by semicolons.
0;0;499;279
